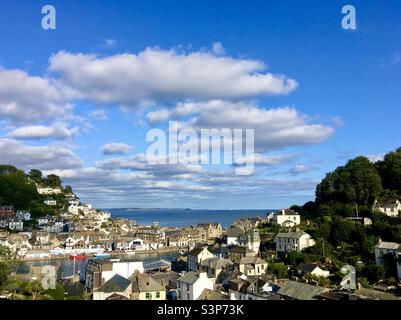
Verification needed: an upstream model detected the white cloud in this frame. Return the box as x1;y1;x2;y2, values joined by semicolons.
48;47;298;106
0;69;72;125
89;109;108;121
100;142;132;155
367;153;384;163
9;123;78;139
212;42;226;55
287;164;316;175
147;100;335;152
97;39;118;49
0;138;82;170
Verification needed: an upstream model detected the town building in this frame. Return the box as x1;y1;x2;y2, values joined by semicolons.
9;220;24;231
177;271;214;300
275;231;315;258
277;280;328;300
16;210;31;221
36;187;62;195
44;199;57;206
238;228;261;255
296;263;330;278
130;273;166;300
372;200;401;217
375;241;401;280
0;206;15;218
187;246;215;271
85;258;144;290
93;274;132;300
196;223;222;239
273;209;301;227
238;256;267;277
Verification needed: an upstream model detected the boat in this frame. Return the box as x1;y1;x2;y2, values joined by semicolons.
95;253;111;259
70;253;86;261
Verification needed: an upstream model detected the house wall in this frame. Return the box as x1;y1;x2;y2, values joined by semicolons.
138;290;166;300
101;261;144;283
274;215;301;226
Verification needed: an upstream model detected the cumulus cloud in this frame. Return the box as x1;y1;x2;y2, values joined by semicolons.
147;100;335;152
9;123;78;139
0;138;82;170
212;42;226;55
0;69;72;125
48;47;298;106
100;142;132;155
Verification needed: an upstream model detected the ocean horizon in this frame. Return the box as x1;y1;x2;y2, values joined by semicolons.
106;208;275;228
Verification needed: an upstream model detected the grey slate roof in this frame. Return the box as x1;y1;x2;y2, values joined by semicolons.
177;271;201;285
277;281;328;300
131;273;165;292
296;263;319;274
189;246;206;256
275;231;306;239
97;274;131;293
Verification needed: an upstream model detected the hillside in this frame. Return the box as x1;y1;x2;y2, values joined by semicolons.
0;165;73;217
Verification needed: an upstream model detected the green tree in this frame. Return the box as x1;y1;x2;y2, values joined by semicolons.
28;169;43;184
0;246;17;292
377;147;401;195
45;174;61;188
267;262;288;278
316;157;382;210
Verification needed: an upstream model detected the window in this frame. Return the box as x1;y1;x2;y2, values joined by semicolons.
187;283;190;291
146;293;150;299
156;292;160;298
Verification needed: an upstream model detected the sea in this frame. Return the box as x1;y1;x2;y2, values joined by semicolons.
106;208;274;228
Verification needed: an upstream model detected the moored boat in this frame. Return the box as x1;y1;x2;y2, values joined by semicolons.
70;253;86;261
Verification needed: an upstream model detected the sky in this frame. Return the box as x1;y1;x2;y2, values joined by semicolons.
0;0;400;209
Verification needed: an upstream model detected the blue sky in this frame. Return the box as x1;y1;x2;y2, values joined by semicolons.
0;0;400;209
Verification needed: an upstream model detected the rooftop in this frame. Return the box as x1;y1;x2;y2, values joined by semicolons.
97;274;131;293
177;271;203;285
376;241;400;250
277;281;328;300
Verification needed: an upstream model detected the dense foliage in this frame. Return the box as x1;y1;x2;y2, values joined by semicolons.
0;165;70;217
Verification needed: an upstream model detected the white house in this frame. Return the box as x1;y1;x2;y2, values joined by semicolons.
37;187;62;195
44;199;57;206
238;256;268;276
275;231;315;258
375;241;401;280
16;210;31;221
296;263;330;278
226;226;243;246
85;258;144;290
9;220;23;231
273;209;301;227
373;200;401;217
177;271;214;300
93;274;132;300
187;246;215;271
